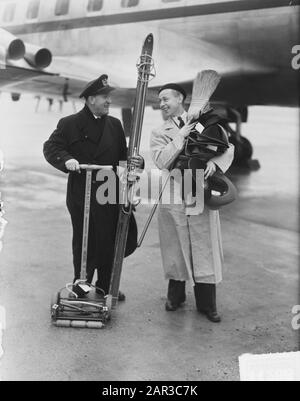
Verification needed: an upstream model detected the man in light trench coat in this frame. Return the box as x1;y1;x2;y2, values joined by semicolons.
150;83;234;323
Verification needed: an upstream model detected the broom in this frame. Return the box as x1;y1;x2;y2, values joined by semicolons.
188;70;221;121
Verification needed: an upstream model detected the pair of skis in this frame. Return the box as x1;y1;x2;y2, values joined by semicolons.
106;34;155;312
65;35;154;323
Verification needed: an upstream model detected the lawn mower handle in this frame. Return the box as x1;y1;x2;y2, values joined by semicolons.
79;164;113;171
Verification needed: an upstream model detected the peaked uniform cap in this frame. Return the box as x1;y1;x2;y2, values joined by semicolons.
79;74;115;99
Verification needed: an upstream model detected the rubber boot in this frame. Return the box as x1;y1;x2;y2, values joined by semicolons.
194;283;221;323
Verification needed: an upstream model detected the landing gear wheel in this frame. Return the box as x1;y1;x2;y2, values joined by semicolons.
230;136;253;166
240;136;253;161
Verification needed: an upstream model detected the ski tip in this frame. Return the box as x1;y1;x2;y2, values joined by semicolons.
143;34;154;54
145;33;154;44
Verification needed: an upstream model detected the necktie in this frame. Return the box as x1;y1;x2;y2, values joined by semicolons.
178;117;185;128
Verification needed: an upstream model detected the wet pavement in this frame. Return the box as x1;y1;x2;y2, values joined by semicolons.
0;95;299;381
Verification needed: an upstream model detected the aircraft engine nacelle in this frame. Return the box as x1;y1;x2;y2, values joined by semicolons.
24;43;52;69
11;93;21;102
0;28;25;60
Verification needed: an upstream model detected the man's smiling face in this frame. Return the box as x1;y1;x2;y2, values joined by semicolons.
159;89;184;118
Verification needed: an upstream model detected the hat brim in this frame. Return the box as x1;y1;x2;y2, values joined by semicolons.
79;86;115;99
93;86;115;96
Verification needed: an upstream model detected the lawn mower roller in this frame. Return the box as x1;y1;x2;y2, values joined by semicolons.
50;164;113;329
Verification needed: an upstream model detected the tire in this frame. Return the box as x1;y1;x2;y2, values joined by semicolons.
240;136;253;161
230;136;253;165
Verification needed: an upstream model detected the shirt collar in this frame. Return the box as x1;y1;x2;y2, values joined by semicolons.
84;104;102;121
180;111;188;124
171;111;187;127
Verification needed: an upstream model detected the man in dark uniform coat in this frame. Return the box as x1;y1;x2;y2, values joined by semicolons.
43;75;143;299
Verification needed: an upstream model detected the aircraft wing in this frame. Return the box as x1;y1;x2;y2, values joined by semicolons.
2;59;298;109
0;54;158;108
0;59;88;100
1;54;145;108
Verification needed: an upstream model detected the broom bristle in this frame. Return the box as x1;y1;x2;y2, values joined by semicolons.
188;70;221;120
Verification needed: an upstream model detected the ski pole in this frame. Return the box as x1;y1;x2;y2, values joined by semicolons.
137;172;171;248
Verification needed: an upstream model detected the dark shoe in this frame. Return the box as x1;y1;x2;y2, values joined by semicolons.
199;309;221;323
118;291;126;302
207;310;221;323
72;284;89;298
165;300;179;312
96;290;126;301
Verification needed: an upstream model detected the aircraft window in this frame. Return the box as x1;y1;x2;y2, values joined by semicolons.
121;0;139;8
55;0;70;16
3;2;16;22
87;0;103;12
27;0;40;20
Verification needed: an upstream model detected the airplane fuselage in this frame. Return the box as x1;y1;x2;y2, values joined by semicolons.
0;0;299;106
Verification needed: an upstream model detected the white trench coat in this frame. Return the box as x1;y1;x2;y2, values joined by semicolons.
150;117;234;284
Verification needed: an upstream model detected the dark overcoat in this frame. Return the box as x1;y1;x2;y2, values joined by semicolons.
43;105;135;290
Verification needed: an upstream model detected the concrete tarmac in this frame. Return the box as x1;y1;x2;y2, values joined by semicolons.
0;95;299;381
